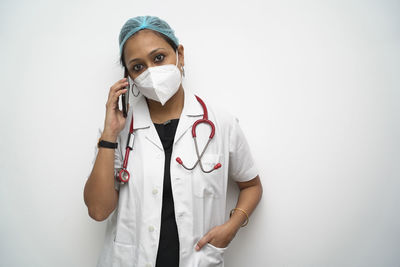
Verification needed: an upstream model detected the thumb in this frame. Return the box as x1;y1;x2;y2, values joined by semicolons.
195;234;211;251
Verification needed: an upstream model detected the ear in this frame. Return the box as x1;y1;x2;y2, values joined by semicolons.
177;44;185;68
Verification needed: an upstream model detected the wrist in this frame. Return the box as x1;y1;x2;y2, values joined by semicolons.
101;131;118;143
225;216;242;235
227;208;249;231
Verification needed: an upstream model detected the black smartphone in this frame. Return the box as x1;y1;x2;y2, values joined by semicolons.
121;69;130;118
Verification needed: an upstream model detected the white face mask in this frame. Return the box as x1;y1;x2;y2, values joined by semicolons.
132;50;182;106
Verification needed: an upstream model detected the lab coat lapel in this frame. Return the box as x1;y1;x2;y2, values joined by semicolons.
132;95;163;151
174;89;204;145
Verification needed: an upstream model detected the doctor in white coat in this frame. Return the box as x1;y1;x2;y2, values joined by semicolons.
84;16;263;267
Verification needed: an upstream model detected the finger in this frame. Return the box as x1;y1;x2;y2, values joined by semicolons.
111;88;128;104
108;79;129;99
109;80;129;98
107;85;128;105
107;88;128;109
110;78;128;93
195;234;212;251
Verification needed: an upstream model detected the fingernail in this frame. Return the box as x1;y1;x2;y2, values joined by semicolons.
195;245;200;251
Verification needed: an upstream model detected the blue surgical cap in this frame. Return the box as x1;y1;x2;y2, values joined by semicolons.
119;16;179;56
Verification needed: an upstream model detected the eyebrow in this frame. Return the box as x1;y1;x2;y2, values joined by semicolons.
127;48;166;66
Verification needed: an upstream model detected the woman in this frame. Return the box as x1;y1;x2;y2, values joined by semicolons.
84;16;263;267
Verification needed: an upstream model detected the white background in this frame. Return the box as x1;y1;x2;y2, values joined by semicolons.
1;0;399;266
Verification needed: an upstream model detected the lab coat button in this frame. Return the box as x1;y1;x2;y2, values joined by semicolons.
148;226;155;232
152;189;158;195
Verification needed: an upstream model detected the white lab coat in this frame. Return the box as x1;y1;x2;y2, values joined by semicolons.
92;88;258;267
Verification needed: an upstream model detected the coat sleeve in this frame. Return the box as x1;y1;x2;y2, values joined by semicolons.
228;116;258;182
91;127;124;191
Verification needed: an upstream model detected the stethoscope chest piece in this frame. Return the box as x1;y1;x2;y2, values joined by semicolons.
116;117;136;184
118;169;130;184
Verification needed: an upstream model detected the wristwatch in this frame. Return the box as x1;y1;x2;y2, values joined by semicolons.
97;138;118;149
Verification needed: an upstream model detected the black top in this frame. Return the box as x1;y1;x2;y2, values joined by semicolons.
154;119;180;267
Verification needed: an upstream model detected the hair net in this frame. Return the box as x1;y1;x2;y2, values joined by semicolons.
119;16;179;56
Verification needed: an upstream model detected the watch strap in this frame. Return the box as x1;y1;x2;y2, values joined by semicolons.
98;139;118;149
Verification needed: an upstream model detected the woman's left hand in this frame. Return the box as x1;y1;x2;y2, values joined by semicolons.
195;222;238;251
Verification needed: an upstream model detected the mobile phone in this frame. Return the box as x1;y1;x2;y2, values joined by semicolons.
121;69;130;118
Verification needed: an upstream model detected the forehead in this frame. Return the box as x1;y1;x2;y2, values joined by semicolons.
124;29;172;59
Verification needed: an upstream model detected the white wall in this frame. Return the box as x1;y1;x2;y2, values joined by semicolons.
1;0;399;266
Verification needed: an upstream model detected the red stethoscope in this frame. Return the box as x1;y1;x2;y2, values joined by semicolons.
116;95;221;184
175;96;222;173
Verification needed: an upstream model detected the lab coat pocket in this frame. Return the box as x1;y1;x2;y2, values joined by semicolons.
197;242;227;267
193;153;224;198
111;241;137;267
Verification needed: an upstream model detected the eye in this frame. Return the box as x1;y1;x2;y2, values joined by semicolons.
154;54;165;62
133;64;143;72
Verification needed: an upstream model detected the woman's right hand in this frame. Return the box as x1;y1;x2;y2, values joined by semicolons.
102;78;129;141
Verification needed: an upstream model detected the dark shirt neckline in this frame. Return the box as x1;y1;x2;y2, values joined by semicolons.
153;118;180;127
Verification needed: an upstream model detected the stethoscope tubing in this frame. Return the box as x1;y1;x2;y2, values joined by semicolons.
117;95;221;184
178;137;213;172
176;96;221;173
118;116;135;183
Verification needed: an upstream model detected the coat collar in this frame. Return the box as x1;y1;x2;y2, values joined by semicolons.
130;88;204;150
